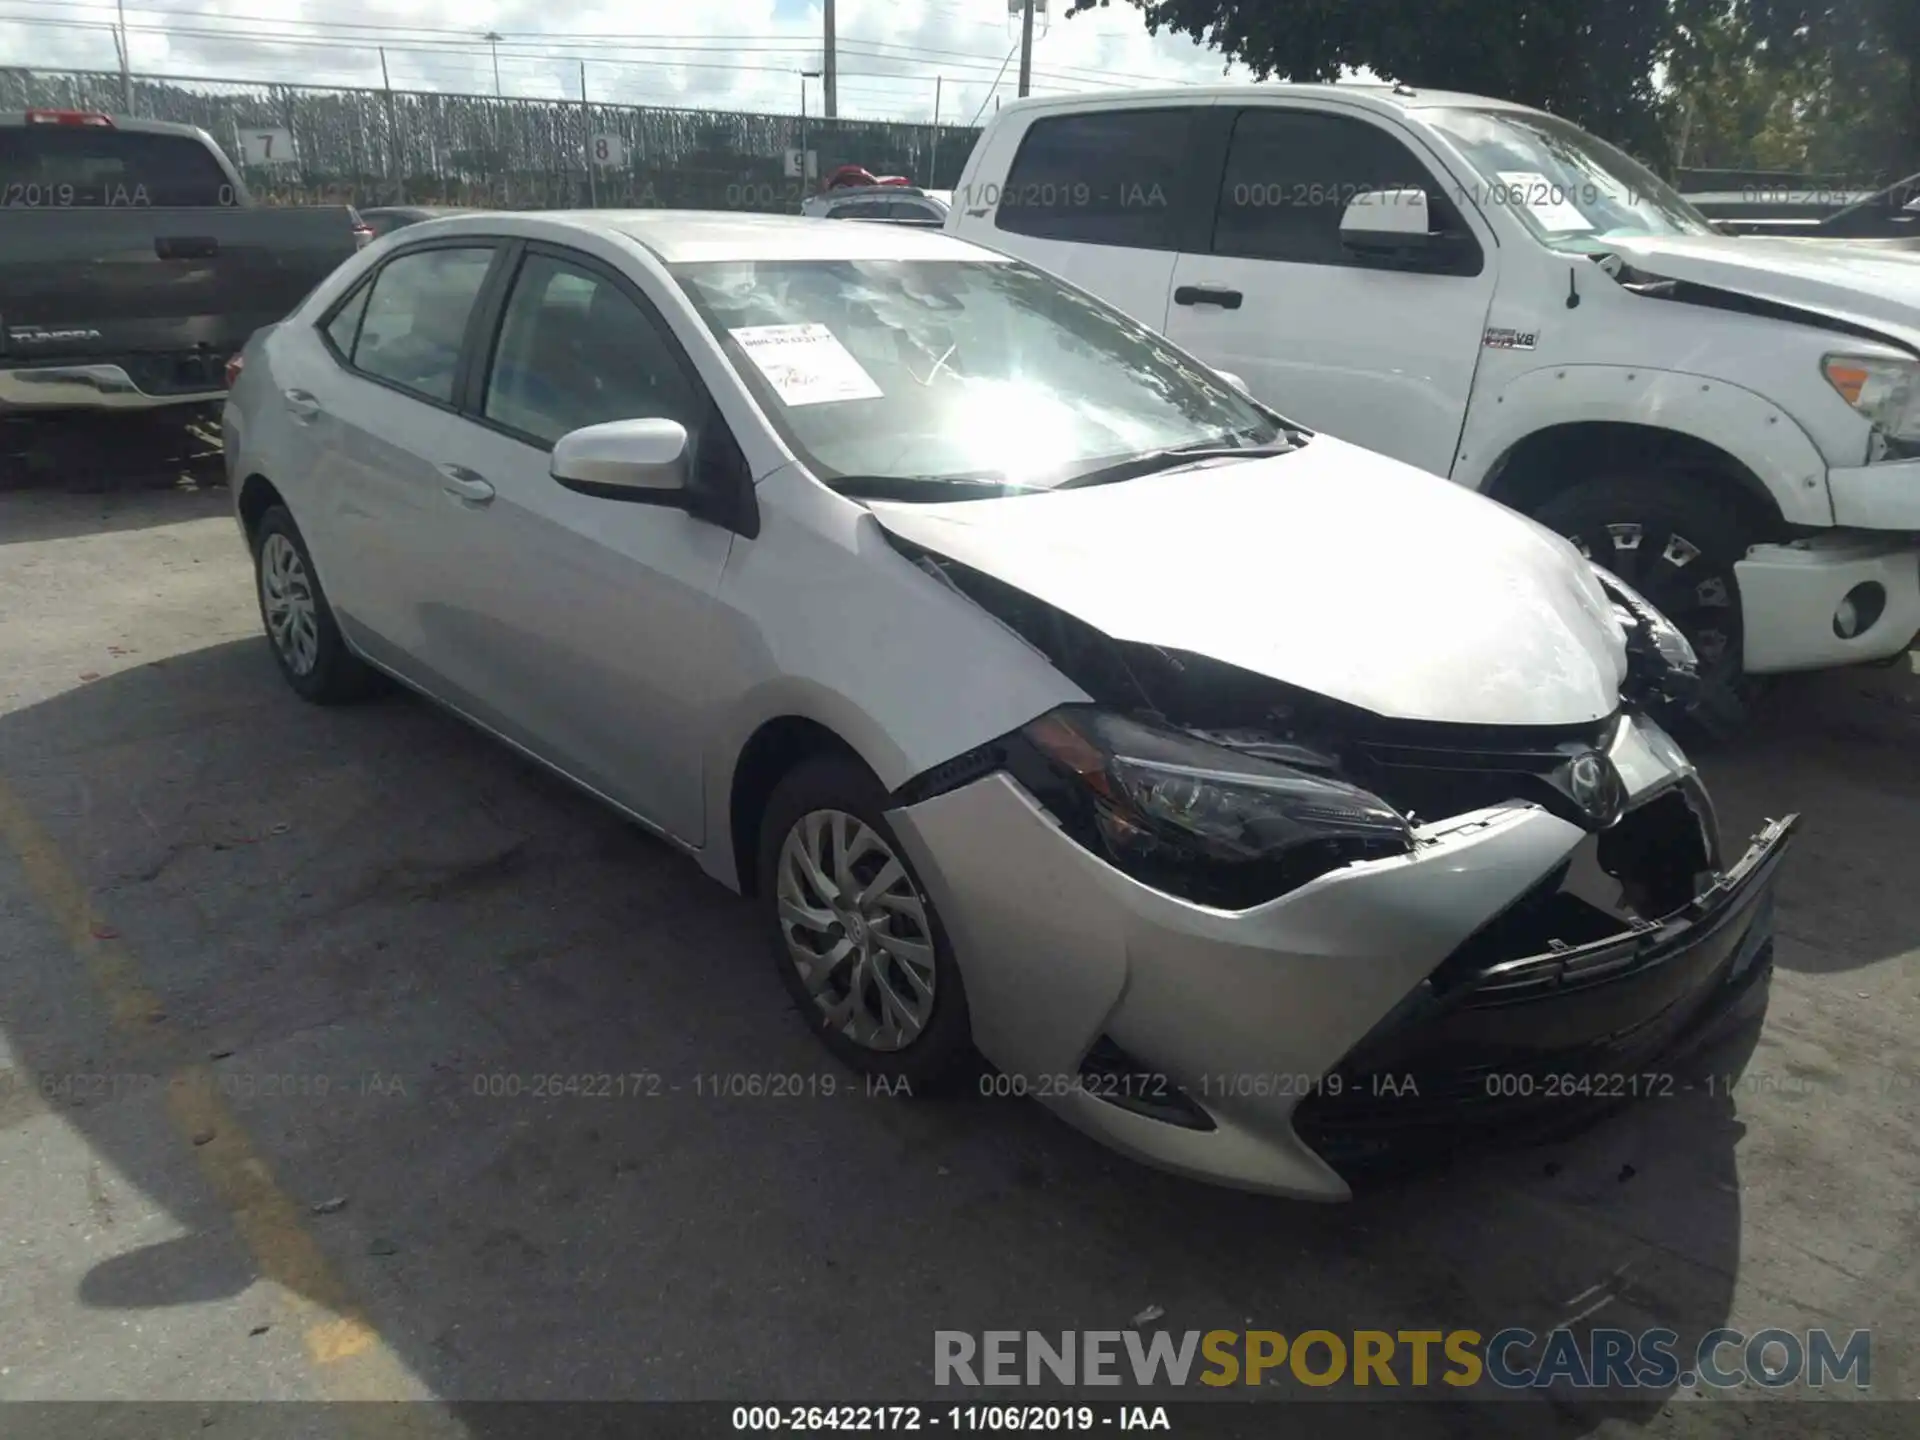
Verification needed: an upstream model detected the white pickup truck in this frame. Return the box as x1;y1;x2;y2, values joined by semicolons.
946;84;1920;722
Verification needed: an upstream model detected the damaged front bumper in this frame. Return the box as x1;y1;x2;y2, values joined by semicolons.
1290;813;1793;1174
886;711;1796;1200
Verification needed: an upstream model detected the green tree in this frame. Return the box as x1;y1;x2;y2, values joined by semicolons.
1744;1;1918;177
1668;0;1915;180
1066;0;1679;163
1663;2;1822;173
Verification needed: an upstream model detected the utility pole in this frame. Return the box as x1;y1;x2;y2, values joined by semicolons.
1017;0;1034;99
483;31;503;96
380;46;404;202
582;61;596;209
115;0;132;112
823;0;837;118
799;69;820;193
930;75;942;184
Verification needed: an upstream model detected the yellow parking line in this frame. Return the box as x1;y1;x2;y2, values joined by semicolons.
0;775;429;1407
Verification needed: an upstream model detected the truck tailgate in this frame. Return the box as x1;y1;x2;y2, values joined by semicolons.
0;206;358;389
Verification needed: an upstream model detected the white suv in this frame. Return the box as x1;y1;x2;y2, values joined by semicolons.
947;84;1920;723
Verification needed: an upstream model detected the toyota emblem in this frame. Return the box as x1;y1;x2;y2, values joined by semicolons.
1564;751;1625;826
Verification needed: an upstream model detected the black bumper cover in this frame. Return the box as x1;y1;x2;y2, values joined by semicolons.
1292;814;1799;1175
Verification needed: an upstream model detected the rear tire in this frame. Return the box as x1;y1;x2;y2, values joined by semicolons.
251;505;382;705
757;754;975;1093
1532;472;1762;740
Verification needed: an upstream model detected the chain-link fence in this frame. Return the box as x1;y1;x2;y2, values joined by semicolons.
0;67;983;212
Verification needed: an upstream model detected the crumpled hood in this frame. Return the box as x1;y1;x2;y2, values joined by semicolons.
1605;234;1920;352
868;436;1628;727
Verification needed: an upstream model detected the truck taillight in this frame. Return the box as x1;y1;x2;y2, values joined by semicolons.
224;353;244;389
25;108;113;127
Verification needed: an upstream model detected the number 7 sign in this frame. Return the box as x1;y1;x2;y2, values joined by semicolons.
239;127;296;167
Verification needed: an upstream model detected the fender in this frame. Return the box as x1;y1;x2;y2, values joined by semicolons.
1454;364;1834;529
696;476;1088;892
697;674;928;892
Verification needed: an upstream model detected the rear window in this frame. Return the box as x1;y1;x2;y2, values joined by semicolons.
995;108;1197;251
0;126;236;207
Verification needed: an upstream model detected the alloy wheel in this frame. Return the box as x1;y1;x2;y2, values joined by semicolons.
776;808;937;1052
260;531;320;676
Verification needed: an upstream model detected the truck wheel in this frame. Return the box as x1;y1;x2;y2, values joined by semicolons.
252;505;382;705
1532;474;1759;738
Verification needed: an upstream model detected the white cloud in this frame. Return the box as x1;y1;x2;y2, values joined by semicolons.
0;0;1255;123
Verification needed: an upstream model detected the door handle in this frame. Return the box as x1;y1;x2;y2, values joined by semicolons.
438;464;496;504
282;388;321;420
1173;285;1243;310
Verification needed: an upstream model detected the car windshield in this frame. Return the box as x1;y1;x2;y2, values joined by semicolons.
1424;107;1716;249
668;257;1284;492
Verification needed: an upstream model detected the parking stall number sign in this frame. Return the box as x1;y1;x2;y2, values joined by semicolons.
239;127;296;167
589;134;628;168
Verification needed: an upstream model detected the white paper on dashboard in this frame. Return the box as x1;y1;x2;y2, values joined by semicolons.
1497;171;1595;231
727;323;884;406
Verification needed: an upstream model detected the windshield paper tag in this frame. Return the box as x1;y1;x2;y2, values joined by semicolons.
1496;171;1594;232
727;323;884;406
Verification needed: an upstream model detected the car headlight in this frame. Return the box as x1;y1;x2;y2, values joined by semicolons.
1823;354;1920;459
1007;706;1412;909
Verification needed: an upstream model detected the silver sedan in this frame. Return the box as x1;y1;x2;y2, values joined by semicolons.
223;211;1795;1198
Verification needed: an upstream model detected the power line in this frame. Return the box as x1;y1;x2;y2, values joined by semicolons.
968;42;1021;127
0;0;1192;89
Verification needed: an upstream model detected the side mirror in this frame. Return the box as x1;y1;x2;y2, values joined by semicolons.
551;418;690;503
1213;369;1251;396
1339;187;1436;254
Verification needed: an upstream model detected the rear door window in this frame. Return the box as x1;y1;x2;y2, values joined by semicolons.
344;246;495;405
0;126;236;207
995;109;1198;250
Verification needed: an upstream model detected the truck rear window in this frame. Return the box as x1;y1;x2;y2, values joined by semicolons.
0;127;236;207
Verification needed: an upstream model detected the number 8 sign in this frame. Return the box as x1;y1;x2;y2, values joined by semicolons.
589;134;627;168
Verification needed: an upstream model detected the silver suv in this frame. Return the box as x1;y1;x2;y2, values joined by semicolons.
800;185;949;226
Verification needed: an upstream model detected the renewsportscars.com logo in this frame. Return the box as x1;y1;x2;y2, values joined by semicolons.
934;1327;1871;1391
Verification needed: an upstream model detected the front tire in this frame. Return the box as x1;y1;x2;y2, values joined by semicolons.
252;505;381;705
757;755;974;1092
1532;473;1761;738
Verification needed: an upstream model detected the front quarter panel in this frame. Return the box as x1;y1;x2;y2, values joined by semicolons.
697;464;1089;890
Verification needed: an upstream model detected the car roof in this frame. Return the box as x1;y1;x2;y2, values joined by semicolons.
990;81;1547;120
416;209;997;264
815;186;940;202
0;111;215;138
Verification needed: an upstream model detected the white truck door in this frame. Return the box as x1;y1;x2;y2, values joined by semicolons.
953;104;1210;334
1163;105;1499;477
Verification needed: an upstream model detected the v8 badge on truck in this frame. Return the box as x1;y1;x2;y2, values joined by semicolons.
1482;327;1538;350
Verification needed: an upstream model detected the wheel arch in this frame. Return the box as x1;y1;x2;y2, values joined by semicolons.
1480;421;1788;542
236;472;286;546
724;714;870;898
1458;364;1833;531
